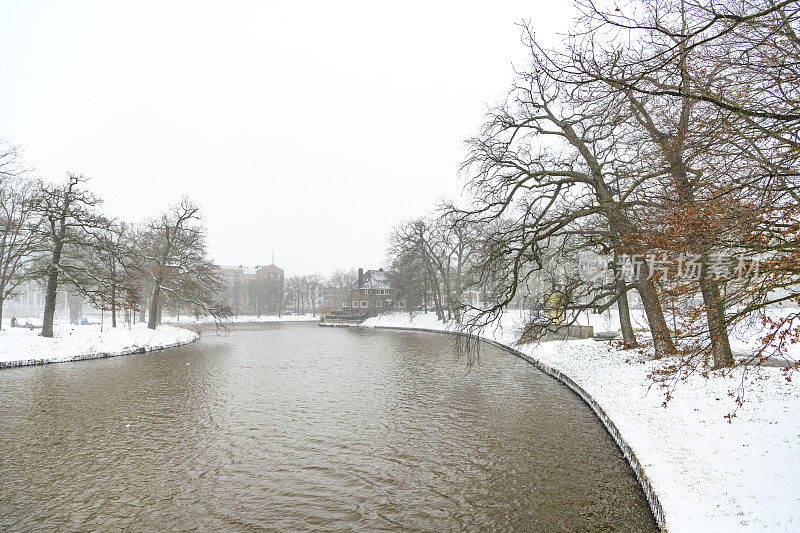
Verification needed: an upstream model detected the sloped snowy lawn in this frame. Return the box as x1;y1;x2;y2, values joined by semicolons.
362;312;800;532
0;323;198;367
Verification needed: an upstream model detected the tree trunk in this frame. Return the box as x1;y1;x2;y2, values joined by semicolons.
612;252;638;348
454;256;464;323
0;298;4;330
636;277;675;356
609;219;673;354
429;271;442;320
422;269;429;313
111;283;117;328
617;284;637;349
698;274;734;368
425;263;444;320
41;246;63;338
433;283;444;321
147;279;162;330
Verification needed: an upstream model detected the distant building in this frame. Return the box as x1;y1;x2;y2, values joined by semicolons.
3;281;76;320
218;263;284;316
344;268;404;315
4;281;45;318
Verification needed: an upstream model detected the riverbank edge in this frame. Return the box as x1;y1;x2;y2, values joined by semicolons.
0;326;200;369
364;323;667;532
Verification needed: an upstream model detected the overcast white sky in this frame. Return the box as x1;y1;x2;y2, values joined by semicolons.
0;1;575;275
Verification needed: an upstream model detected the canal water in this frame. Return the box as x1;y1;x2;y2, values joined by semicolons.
0;322;656;531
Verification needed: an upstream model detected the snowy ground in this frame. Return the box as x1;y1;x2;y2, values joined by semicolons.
0;314;315;368
0;322;198;368
553;305;800;360
164;313;319;324
361;312;800;532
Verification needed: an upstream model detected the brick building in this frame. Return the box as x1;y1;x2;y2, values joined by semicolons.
218;263;284;316
343;268;404;315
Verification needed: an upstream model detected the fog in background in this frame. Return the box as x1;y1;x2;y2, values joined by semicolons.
0;1;574;274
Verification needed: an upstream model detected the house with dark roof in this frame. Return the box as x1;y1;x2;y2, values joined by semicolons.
343;268;404;315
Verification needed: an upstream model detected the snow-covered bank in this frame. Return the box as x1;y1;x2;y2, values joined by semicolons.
361;312;800;532
165;314;319;325
0;323;198;368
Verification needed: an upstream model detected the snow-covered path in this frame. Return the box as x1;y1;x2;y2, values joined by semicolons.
0;322;198;368
361;312;800;532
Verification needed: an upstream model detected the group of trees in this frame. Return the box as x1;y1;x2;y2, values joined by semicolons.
287;270;356;316
388;214;484;322
285;274;321;316
0;148;227;336
390;0;799;384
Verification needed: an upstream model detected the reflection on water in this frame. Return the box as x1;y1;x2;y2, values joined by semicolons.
0;322;656;531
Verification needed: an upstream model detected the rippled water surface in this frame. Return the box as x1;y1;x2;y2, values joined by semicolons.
0;323;656;531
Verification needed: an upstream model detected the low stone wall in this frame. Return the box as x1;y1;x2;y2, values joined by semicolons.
542;324;594;341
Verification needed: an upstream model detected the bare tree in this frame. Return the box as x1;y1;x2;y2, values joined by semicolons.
327;268;356;309
286;275;307;315
459;56;675;354
33;174;109;338
388;213;484;322
138;198;227;329
0;141;27;181
574;0;800;127
0;174;41;329
75;222;140;328
389;220;446;320
306;274;322;316
561;1;799;367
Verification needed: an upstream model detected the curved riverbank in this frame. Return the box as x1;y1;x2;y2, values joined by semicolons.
0;321;657;531
363;321;665;531
360;313;800;532
1;315;318;369
0;323;199;369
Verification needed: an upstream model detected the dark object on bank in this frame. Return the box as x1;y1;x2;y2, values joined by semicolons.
320;309;368;325
519;323;595;343
10;317;36;330
594;331;620;341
